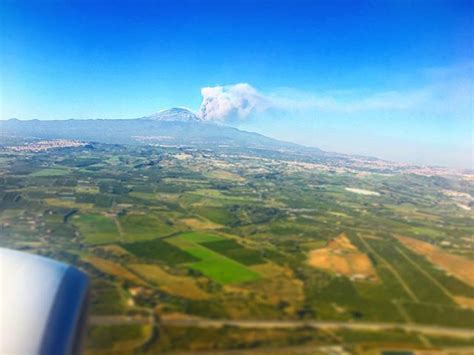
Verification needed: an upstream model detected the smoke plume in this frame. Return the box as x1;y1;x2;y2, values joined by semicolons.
198;83;267;122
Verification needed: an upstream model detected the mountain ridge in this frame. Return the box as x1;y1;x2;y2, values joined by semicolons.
0;108;322;155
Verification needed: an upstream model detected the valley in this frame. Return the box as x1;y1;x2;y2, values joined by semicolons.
0;137;473;354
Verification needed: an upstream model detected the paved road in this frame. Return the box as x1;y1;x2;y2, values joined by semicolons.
90;316;474;339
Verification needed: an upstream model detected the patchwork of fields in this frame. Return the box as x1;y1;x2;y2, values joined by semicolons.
1;141;473;353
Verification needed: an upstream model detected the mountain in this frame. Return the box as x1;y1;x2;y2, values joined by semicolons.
142;107;202;122
0;109;321;156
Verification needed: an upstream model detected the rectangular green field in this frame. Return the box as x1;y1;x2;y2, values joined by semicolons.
121;238;199;265
73;214;120;245
166;232;261;284
200;239;264;266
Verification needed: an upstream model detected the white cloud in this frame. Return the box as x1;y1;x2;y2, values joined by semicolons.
198;64;473;122
266;89;430;113
197;83;430;121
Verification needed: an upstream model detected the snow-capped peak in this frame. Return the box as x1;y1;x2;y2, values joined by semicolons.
144;107;201;122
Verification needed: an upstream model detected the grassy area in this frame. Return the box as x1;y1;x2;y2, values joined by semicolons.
74;214;120;245
402;302;474;328
30;167;70;177
194;206;241;226
148;325;332;352
338;329;422;345
175;231;225;243
119;213;178;241
201;239;265;266
88;280;128;315
130;263;210;300
167;232;261;284
366;238;455;305
83;256;146;285
87;324;149;350
304;269;406;322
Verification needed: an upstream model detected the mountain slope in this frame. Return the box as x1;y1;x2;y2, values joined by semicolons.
0;109;321;154
142;108;202;122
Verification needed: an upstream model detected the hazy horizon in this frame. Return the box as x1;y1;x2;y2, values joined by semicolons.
2;104;472;170
1;0;472;168
1;2;474;353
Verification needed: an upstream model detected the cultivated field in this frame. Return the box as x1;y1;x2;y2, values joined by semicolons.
167;232;262;284
1;140;473;353
397;235;474;286
129;264;210;300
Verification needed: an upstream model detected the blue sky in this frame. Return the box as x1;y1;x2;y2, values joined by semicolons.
1;0;472;168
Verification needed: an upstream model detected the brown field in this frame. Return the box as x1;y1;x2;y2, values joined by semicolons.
206;170;245;181
454;296;474;309
396;235;474;287
83;256;146;286
94;244;130;257
45;198;94;210
181;218;222;229
308;233;377;281
129;264;210;300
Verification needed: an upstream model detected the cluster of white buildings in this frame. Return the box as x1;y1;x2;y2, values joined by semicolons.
7;139;86;152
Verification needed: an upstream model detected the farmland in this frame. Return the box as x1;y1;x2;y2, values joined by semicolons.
0;140;473;353
119;213;178;241
129;263;210;300
73;214;119;244
397;235;474;286
166;232;262;284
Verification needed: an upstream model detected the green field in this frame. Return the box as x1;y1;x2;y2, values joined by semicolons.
88;279;128;315
87;324;146;349
167;232;261;284
121;238;199;265
30;167;70;177
73;214;119;244
402;302;474;328
366;238;455;305
194;205;240;226
119;213;178;241
201;239;265;266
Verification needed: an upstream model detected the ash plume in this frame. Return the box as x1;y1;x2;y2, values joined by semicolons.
198;83;267;122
